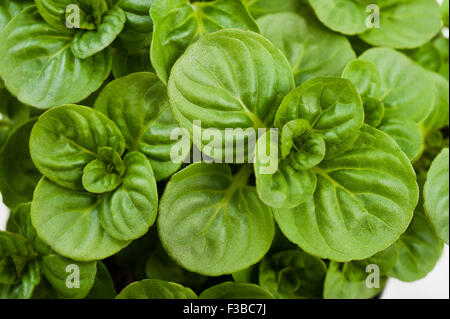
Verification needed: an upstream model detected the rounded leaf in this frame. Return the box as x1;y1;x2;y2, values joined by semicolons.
359;0;441;49
389;210;444;282
0;231;35;258
359;48;435;123
254;130;317;209
378;118;423;161
258;12;356;85
116;279;197;299
115;0;153;51
424;148;449;244
259;250;327;299
0;119;41;209
95;72;184;181
0;7;112;108
309;0;441;49
31;178;130;261
274;125;418;262
0;0;33;32
100;152;158;241
324;261;387;299
41;254;97;299
342;60;381;100
421;71;450;134
86;262;117;299
151;0;259;84
0;259;41;299
35;0;77;32
274;77;364;159
71;6;126;59
82;159;122;194
168;29;294;161
343;244;398;281
242;0;300;19
158;163;275;276
30;105;126;190
308;0;367;35
199;282;273;299
119;0;153;33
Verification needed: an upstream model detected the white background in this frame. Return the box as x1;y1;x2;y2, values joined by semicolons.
0;0;448;300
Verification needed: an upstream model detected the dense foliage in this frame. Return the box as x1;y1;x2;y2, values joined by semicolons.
0;0;448;299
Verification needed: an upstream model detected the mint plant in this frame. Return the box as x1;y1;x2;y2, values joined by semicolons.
0;0;449;299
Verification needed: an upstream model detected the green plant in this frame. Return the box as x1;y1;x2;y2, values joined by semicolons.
0;0;448;300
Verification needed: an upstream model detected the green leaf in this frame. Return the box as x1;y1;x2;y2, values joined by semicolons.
406;35;449;80
275;77;364;159
443;0;449;26
99;152;158;241
361;97;385;128
308;0;368;35
360;48;435;123
0;7;112;109
359;0;441;49
35;0;120;31
0;256;20;285
86;262;116;299
341;60;385;127
344;244;398;281
323;261;386;299
151;0;259;84
30;105;126;191
116;0;153;51
280;120;326;170
114;28;152;52
31;178;130;261
255;77;364;210
0;0;33;32
242;0;300;18
168;29;294;161
259;250;327;299
378;118;423;161
342;60;381;100
95;72;184;181
111;49;154;78
116;279;197;299
97;146;126;175
257;12;355;85
71;6;126;59
10;203;52;256
0;90;30;150
389;209;444;282
119;0;153;33
421;71;450;135
0;119;41;209
199;282;274;299
0;231;35;258
254;130;317;209
424;148;449;244
35;0;78;32
309;0;441;49
274;125;418;261
158;163;275;276
0;260;41;299
82;159;122;194
41;254;97;298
